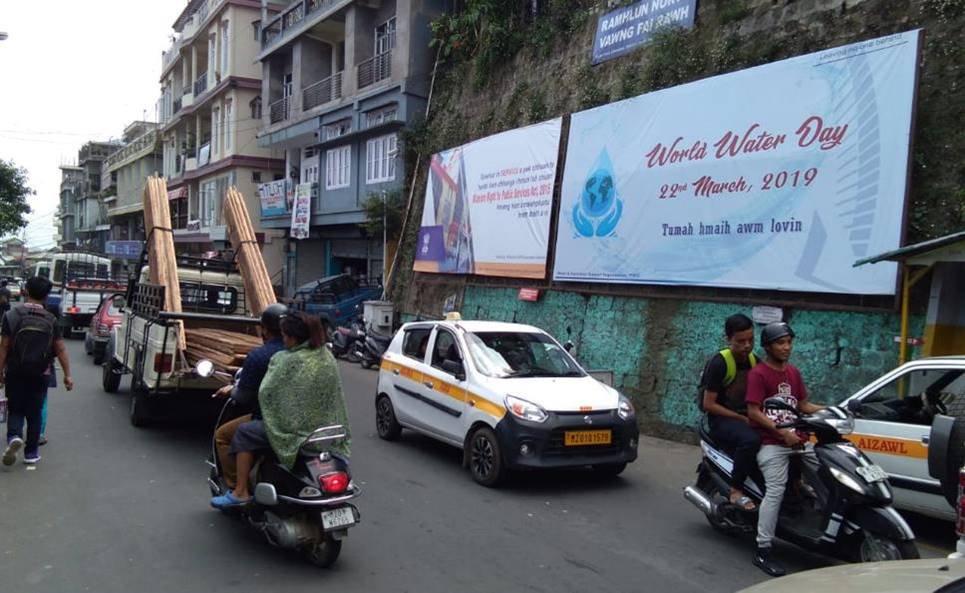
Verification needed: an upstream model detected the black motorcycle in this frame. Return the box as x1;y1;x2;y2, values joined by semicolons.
200;362;361;567
356;324;392;370
331;320;365;362
683;402;920;563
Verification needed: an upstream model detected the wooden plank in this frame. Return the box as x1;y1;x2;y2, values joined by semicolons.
223;187;275;316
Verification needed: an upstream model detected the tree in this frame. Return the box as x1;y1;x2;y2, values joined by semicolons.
0;159;33;236
360;189;404;238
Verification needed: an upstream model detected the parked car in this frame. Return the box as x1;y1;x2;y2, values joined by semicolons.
2;277;22;300
292;274;382;330
839;356;965;521
85;293;125;364
736;559;965;592
375;314;639;486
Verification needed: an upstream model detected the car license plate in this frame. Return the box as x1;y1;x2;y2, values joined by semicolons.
321;507;355;530
564;430;612;446
856;465;889;483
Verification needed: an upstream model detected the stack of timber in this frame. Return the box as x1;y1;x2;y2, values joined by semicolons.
223;187;275;316
143;176;186;350
183;328;263;375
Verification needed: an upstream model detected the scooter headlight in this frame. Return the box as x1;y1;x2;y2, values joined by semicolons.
823;416;854;435
505;395;549;423
830;466;867;495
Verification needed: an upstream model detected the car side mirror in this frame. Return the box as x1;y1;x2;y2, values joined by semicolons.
441;359;465;381
563;341;574;353
846;399;863;415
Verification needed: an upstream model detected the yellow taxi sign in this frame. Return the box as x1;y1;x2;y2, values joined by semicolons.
445;311;463;321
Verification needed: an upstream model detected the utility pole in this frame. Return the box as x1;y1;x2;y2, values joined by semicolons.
382;189;388;299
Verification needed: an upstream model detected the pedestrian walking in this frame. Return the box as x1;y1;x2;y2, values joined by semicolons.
0;276;73;467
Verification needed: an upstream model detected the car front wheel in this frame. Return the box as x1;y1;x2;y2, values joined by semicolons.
469;426;505;487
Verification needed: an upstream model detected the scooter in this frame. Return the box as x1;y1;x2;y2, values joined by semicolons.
331;319;365;362
356;323;392;370
683;402;920;563
199;361;362;567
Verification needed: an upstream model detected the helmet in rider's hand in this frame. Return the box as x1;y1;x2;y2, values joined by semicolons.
261;303;289;333
760;322;795;347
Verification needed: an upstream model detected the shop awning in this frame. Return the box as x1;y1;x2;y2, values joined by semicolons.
853;230;965;267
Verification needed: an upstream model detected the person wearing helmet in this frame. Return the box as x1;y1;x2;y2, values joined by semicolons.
212;303;289;491
745;322;824;577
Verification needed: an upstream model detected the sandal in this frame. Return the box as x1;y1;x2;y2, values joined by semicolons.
210;492;252;509
730;494;757;511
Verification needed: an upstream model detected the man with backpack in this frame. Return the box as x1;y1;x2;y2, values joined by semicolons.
0;276;73;466
699;313;760;511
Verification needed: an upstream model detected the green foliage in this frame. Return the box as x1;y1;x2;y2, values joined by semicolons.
0;159;33;237
360;189;405;238
718;0;751;25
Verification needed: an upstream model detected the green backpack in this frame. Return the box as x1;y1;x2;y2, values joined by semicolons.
697;349;757;411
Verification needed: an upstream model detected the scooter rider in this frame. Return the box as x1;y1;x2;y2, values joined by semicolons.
699;313;760;511
746;322;824;577
212;303;288;489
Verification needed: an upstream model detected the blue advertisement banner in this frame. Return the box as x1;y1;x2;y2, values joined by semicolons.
105;240;142;259
556;31;920;295
591;0;697;64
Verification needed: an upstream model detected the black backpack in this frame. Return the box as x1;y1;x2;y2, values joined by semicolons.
6;305;56;376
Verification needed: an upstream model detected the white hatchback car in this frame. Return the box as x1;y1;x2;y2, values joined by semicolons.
375;316;639;486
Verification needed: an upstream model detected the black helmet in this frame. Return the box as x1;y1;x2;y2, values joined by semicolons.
760;322;795;347
261;303;289;333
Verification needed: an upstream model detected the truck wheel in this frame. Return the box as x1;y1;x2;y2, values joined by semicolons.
130;386;151;428
102;359;122;393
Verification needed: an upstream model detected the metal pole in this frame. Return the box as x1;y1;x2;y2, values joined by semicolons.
382;190;387;298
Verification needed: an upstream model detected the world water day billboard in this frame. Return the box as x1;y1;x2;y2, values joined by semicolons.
554;30;921;295
414;118;562;279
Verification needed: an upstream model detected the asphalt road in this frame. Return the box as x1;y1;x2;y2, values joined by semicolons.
0;340;955;593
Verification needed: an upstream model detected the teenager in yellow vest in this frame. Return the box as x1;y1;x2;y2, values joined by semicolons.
700;314;760;510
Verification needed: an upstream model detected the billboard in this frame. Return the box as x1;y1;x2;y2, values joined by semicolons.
592;0;697;64
259;180;287;217
554;30;920;295
414;118;562;279
290;182;312;240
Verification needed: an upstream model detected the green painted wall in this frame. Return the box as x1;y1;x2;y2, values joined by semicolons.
457;285;925;440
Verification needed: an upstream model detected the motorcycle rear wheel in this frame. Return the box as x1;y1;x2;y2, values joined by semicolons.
304;535;342;568
857;533;919;562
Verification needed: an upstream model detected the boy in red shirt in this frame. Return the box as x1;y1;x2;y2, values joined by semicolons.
745;323;823;577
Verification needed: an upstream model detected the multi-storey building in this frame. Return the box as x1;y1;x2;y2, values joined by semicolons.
57;163;87;251
158;0;287;280
104;121;163;244
74;141;123;253
256;0;446;294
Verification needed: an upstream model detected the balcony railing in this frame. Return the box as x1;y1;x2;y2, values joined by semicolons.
194;72;208;96
173;97;183;114
303;71;343;111
270;96;291;124
261;0;344;49
358;51;392;89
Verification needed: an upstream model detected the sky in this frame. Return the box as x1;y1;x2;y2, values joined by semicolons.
0;1;186;250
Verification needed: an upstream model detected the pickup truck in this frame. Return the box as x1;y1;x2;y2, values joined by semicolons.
292;274;382;330
104;257;259;426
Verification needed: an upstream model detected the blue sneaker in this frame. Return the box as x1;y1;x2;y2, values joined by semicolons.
210;492;251;509
3;438;23;466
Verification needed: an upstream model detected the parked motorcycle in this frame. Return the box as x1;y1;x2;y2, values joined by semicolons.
331;319;365;362
356;324;392;370
199;361;361;567
683;402;920;563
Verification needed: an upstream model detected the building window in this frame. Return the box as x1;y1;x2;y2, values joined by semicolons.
325;146;350;190
224;99;233;153
364;105;397;129
375;17;396;55
208;33;217;82
252;20;261;42
365;134;396;184
220;20;230;76
250;96;262;120
212;107;221;156
252;171;262;183
323;119;351;141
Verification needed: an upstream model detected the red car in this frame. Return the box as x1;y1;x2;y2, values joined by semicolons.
85;293;125;365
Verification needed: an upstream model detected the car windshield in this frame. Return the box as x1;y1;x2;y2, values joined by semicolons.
465;331;584;378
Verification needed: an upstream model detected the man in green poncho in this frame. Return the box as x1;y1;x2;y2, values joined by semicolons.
211;311;351;508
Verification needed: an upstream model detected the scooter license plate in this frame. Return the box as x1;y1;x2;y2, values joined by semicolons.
856;465;888;483
321;507;356;531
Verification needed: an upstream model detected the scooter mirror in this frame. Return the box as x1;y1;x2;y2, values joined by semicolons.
196;359;215;378
563;341;575;352
846;399;863;415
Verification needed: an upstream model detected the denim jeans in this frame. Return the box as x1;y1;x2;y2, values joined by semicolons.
6;395;43;457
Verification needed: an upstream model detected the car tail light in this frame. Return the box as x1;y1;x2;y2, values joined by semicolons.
957;468;965;537
67;306;80;314
319;471;349;494
153;353;173;373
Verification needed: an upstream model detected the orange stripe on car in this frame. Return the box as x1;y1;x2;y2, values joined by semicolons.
845;434;928;459
380;358;505;419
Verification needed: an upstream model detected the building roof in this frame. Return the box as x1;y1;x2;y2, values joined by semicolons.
853;230;965;267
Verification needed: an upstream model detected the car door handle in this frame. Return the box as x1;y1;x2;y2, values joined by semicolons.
921;436;930;445
468;399;476;407
423;381;434;388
